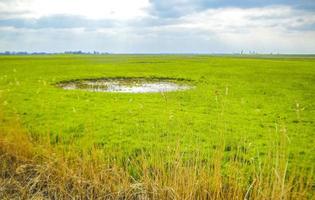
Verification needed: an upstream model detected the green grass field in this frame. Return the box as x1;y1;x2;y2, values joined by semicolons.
0;55;314;198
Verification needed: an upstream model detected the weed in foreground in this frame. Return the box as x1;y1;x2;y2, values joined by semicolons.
0;114;313;199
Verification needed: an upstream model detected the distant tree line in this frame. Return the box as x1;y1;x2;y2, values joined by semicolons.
0;51;110;55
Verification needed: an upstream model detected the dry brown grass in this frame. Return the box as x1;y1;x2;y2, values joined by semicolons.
0;113;314;199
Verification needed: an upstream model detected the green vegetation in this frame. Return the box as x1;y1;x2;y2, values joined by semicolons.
0;55;314;199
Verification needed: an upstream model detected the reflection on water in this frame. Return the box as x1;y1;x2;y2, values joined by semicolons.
58;78;193;93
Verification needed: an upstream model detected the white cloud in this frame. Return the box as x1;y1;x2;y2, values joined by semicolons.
0;0;150;20
169;6;315;32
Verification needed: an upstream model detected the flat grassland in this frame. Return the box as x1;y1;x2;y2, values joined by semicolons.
0;55;314;199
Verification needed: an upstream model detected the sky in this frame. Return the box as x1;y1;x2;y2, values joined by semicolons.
0;0;315;54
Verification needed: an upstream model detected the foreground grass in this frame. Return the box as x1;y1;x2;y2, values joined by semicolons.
0;110;314;199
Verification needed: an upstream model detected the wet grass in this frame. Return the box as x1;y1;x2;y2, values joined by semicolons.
0;54;314;199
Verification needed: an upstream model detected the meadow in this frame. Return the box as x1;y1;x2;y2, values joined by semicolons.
0;55;314;199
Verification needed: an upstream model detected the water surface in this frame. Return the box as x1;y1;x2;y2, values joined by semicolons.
58;78;193;93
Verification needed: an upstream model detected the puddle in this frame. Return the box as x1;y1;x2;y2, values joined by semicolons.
57;78;193;93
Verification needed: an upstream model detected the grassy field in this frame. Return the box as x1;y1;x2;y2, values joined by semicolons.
0;55;314;199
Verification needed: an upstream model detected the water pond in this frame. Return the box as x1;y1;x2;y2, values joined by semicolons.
57;78;193;93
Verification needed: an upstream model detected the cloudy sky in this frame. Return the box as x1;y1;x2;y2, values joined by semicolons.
0;0;315;53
